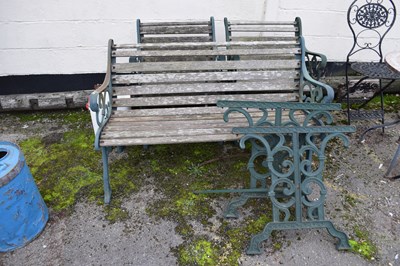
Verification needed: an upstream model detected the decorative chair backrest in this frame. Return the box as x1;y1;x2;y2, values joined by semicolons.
347;0;396;62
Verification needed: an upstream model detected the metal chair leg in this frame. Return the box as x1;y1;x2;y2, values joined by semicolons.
385;141;400;179
102;147;111;204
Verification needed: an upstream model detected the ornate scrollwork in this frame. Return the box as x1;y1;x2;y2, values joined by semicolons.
356;3;388;28
300;80;325;103
240;133;294;179
95;89;112;127
269;177;296;222
220;101;338;129
305;52;326;80
90;86;112;149
223;107;256;126
301;177;326;220
237;127;353;223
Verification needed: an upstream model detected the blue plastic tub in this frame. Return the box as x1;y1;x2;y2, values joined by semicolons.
0;141;49;252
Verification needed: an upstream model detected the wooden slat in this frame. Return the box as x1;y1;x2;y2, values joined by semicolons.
141;36;212;43
112;59;300;73
112;80;297;96
104;120;247;131
114;41;298;49
112;70;298;84
102;127;234;139
112;93;298;107
110;106;300;118
111;106;224;117
140;25;211;35
140;21;210;26
230;37;298;42
108;111;265;123
109;114;228;123
113;48;301;57
228;21;295;26
229;26;298;33
99;133;240;146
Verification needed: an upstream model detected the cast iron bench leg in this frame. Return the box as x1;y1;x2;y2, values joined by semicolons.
102;147;111;204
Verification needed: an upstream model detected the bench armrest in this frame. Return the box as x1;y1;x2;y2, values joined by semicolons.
90;39;114;149
305;49;327;80
299;37;334;103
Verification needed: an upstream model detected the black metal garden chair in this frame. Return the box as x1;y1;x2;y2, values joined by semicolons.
344;0;400;125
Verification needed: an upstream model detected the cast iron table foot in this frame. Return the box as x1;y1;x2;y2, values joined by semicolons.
246;221;351;255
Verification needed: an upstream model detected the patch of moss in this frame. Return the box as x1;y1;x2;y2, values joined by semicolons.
19;123;140;222
349;226;377;260
215;206;273;265
14;109;91;125
175;221;194;238
176;237;219;266
219;225;247;264
344;193;358;207
273;242;283;251
20;129;101;212
175;192;210;217
245;213;272;234
146;143;247;222
104;200;130;224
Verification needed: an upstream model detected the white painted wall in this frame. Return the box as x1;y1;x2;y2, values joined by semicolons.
1;0;399;76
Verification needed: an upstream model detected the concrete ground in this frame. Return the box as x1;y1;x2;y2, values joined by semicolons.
0;110;400;266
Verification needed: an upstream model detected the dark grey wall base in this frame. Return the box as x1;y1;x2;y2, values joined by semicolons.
0;73;104;96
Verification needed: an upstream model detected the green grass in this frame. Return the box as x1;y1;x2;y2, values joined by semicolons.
342;93;400;112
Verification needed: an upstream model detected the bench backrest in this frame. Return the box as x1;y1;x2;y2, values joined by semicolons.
134;17;216;62
136;17;216;44
224;18;301;44
224;17;327;81
108;40;303;112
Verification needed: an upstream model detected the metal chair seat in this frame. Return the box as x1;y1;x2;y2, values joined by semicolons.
351;62;400;79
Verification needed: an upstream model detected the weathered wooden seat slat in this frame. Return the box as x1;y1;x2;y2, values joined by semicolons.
112;81;298;96
113;59;300;73
90;17;334;203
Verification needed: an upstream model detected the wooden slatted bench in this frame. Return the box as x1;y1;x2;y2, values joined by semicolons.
90;20;335;203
